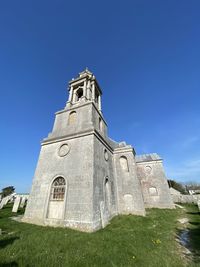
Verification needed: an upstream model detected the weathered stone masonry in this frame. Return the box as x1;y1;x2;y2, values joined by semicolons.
23;69;174;232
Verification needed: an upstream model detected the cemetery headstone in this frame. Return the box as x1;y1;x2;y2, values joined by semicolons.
12;196;21;213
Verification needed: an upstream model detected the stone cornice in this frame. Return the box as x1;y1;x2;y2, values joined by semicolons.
136;159;163;165
41;129;95;146
113;146;135;155
41;128;114;153
55;101;107;126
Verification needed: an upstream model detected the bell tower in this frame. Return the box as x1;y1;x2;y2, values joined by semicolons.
23;68;116;232
66;68;102;112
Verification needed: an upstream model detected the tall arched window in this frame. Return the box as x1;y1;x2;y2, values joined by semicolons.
120;156;129;172
68;111;77;125
76;88;83;101
104;177;111;211
50;177;66;201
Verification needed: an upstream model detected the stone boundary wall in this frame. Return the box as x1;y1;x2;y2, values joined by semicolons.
172;194;200;204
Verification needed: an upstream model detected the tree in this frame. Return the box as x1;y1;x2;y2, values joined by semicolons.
167;180;187;194
1;186;15;197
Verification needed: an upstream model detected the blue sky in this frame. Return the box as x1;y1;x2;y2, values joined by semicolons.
0;0;200;193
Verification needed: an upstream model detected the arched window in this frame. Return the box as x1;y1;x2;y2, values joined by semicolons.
120;156;129;172
149;187;158;196
105;177;109;185
104;177;111;211
68;111;77;125
50;177;66;201
76;88;83;101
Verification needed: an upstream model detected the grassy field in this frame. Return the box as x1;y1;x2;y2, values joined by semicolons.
0;204;199;267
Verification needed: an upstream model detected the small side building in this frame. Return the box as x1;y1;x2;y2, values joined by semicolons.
136;154;173;209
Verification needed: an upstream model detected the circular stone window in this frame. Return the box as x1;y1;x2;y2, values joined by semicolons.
104;149;109;161
58;143;70;157
145;166;152;174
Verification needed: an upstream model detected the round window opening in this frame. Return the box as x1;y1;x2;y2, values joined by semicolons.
58;144;70;157
145;166;152;174
104;149;109;161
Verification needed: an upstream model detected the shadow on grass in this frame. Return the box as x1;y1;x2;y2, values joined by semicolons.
189;221;200;226
189;227;200;256
0;237;20;249
0;262;18;267
177;219;200;263
187;211;200;215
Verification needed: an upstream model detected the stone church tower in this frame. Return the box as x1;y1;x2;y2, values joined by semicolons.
23;69;174;232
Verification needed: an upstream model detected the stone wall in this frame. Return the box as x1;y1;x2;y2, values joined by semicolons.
24;134;94;231
93;134;117;229
171;194;200;204
136;155;174;209
114;146;145;216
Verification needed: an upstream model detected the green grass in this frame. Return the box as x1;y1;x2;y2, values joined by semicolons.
0;204;199;267
183;204;200;266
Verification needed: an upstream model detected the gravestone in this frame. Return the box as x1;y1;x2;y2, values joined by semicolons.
20;197;27;208
197;200;200;211
0;197;8;209
0;193;16;209
12;196;21;213
3;196;10;206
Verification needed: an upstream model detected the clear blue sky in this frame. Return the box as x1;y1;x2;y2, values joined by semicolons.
0;1;200;193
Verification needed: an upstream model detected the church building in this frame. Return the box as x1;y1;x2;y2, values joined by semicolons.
23;69;174;232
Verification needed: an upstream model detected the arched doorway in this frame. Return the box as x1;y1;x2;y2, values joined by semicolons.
47;177;66;220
